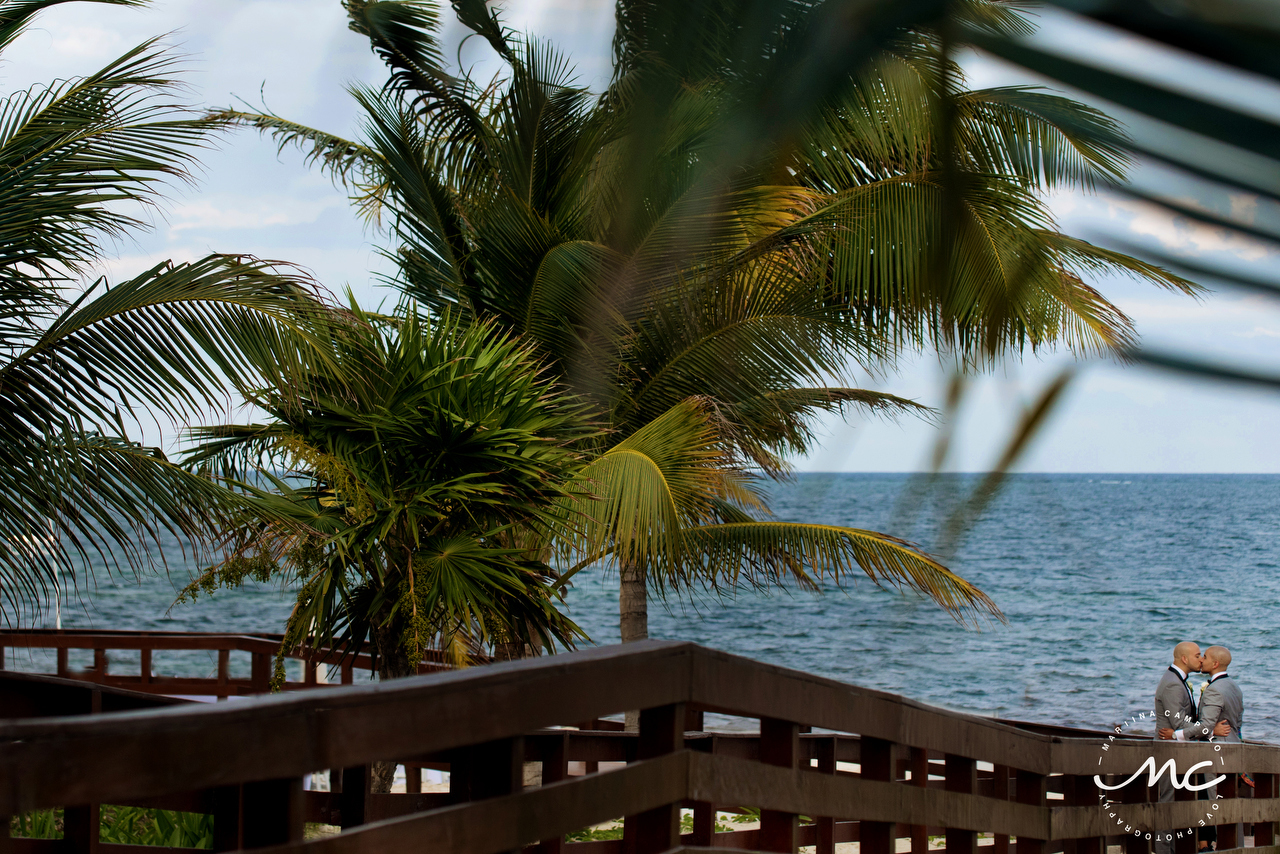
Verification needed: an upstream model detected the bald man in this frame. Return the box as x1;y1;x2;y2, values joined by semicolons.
1155;642;1205;742
1190;646;1242;742
1191;647;1244;849
1152;643;1225;854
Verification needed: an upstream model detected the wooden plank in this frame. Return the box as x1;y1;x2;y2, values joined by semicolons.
540;732;570;854
1257;774;1277;847
0;641;696;815
757;718;799;853
246;752;691;854
1052;796;1280;839
814;737;836;854
213;784;242;852
1016;769;1047;854
910;748;930;854
242;778;304;848
684;752;1050;840
1218;773;1239;850
944;754;976;854
991;764;1010;854
339;767;369;829
64;803;99;854
687;648;1057;774
861;738;894;854
626;705;685;854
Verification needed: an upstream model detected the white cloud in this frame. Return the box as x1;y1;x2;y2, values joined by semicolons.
1116;197;1276;261
168;195;344;232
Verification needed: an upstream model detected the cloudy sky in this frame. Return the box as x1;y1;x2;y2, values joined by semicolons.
10;0;1280;473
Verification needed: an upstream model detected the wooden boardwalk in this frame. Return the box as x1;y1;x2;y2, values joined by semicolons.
0;640;1274;854
0;630;467;698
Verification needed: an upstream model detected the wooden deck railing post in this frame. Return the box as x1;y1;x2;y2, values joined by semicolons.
624;703;686;854
758;717;800;854
1216;772;1238;850
911;749;931;854
251;652;270;693
993;765;1011;854
140;648;152;685
56;647;67;677
815;737;837;854
339;765;369;829
1016;769;1047;854
241;778;303;848
212;784;243;852
217;649;230;699
64;803;100;854
1255;774;1276;847
466;737;525;801
538;732;569;854
92;648;106;683
945;755;977;854
1121;769;1148;854
685;708;704;732
863;737;896;854
1174;777;1196;854
1067;775;1102;854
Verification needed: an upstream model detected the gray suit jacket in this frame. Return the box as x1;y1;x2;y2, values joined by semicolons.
1155;666;1199;737
1191;673;1243;742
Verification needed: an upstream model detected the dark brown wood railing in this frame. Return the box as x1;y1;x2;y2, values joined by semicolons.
0;630;472;697
0;640;1275;854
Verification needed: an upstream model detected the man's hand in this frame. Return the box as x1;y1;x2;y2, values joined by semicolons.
1214;720;1231;737
1158;727;1175;740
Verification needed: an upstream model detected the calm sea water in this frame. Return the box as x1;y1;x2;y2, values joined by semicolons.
15;474;1280;741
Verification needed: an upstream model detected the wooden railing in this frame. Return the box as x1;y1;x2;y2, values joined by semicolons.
0;640;1275;854
0;630;472;698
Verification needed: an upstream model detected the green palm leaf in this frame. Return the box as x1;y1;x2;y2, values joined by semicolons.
683;521;1001;625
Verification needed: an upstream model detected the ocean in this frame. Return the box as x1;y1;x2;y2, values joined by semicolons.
13;474;1280;741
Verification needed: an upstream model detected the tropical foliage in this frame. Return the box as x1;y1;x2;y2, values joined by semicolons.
0;0;331;615
215;0;1210;639
225;0;1103;638
181;308;593;680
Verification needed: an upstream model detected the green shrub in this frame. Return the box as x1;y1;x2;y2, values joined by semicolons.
12;807;212;848
11;808;61;839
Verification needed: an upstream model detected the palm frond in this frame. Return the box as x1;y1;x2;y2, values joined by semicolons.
209;109;381;188
0;40;213;294
0;255;334;437
683;521;1002;626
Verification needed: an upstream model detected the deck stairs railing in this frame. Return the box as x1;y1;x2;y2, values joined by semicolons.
0;640;1275;854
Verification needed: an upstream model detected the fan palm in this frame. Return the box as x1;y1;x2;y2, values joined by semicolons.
217;0;1198;638
0;0;334;615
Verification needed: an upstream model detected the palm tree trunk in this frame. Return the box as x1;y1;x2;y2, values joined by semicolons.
620;559;648;642
370;621;417;793
619;559;647;732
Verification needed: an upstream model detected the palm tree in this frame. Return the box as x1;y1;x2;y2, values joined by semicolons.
181;307;593;788
0;0;332;616
181;307;591;676
217;0;1197;640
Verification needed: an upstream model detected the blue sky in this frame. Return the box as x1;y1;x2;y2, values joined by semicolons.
10;0;1280;473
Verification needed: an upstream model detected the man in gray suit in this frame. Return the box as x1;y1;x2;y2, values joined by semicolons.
1190;647;1244;849
1153;642;1207;854
1190;646;1242;743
